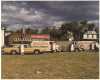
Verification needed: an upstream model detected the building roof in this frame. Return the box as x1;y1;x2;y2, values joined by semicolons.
84;31;97;35
31;34;49;39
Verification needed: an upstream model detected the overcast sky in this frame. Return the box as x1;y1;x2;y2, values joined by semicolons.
1;1;99;30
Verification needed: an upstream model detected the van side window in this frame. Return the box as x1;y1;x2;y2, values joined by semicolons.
24;45;27;48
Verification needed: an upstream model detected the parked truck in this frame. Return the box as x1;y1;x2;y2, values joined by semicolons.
22;41;54;54
2;41;60;55
1;45;20;55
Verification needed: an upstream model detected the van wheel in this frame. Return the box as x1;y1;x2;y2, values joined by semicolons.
11;50;17;55
33;50;40;55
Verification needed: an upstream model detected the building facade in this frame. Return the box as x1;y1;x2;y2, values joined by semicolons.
6;32;32;46
6;32;50;47
83;31;98;40
1;28;4;47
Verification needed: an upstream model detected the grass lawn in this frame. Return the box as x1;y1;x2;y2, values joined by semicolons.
2;52;99;79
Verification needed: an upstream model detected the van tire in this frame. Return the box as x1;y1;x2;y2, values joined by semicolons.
11;50;17;55
33;50;40;55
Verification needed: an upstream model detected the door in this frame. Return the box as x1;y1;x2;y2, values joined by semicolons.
20;45;24;54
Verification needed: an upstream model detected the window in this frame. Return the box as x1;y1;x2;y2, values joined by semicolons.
83;34;87;39
92;34;94;38
24;45;28;48
89;35;92;39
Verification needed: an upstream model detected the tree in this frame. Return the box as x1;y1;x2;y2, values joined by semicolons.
40;27;50;34
32;29;38;34
88;23;95;31
60;20;92;40
95;27;99;33
80;20;87;25
25;28;33;34
25;28;38;34
60;21;79;40
78;20;89;39
49;27;62;40
1;23;8;30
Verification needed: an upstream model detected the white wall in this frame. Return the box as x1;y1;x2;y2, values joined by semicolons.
83;34;97;39
1;29;4;47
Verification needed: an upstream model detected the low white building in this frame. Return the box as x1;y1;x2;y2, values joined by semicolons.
1;27;5;47
83;31;97;40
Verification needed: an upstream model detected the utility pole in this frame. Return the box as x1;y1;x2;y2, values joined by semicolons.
20;28;24;55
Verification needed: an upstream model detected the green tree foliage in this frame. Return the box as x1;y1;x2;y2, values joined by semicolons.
40;27;50;34
60;21;80;40
59;20;96;40
32;29;38;34
6;20;97;41
25;28;33;34
88;23;95;31
25;28;38;34
49;27;58;40
41;20;96;41
1;23;8;30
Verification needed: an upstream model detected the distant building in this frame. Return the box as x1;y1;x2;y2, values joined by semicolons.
31;34;50;41
6;32;32;46
1;27;5;47
1;26;7;47
6;32;50;46
5;31;12;36
83;31;98;40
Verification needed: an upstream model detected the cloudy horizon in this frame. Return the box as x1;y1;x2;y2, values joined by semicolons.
1;1;99;30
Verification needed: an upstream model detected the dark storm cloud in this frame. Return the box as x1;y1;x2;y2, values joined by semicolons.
38;1;99;20
1;1;99;29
